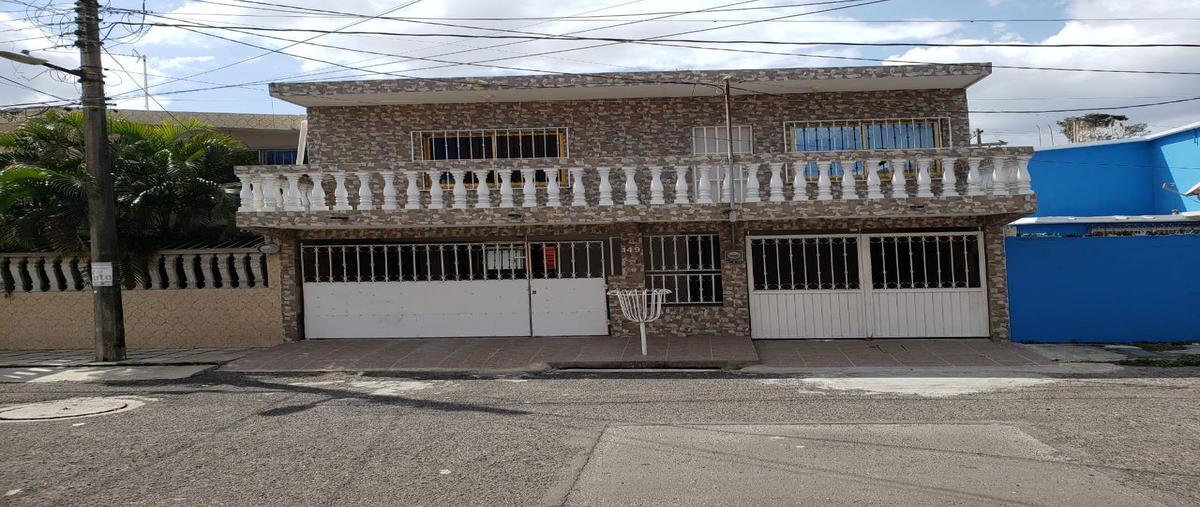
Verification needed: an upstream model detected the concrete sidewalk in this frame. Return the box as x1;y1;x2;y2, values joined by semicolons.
0;348;252;368
222;336;760;372
221;337;1054;373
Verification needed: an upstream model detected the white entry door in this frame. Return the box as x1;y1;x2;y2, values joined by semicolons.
530;279;608;336
749;232;989;338
528;241;611;336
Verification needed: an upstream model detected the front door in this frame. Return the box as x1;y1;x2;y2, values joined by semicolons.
528;241;610;336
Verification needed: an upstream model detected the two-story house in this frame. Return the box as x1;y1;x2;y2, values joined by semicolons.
234;63;1035;343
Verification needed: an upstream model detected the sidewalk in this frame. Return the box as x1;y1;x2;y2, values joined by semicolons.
0;348;252;367
221;337;1057;373
222;336;759;372
0;348;253;383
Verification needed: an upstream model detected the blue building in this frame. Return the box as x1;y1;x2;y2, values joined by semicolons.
1006;122;1200;343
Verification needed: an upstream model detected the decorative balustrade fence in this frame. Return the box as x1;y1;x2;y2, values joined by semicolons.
1;249;269;293
234;148;1034;214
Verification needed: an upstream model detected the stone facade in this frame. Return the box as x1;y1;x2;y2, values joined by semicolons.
302;90;971;164
243;63;1034;343
254;212;1021;343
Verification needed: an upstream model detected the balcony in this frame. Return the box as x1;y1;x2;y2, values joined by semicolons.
234;146;1035;229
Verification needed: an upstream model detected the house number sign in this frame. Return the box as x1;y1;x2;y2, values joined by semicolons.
91;262;114;287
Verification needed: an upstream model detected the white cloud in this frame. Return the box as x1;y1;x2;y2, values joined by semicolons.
890;0;1200;146
156;55;216;70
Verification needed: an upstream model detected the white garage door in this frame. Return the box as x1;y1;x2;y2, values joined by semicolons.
301;240;612;339
749;232;989;339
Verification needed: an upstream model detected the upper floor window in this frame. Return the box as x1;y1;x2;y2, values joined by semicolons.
692;126;752;155
259;148;298;165
784;118;950;153
411;127;569;161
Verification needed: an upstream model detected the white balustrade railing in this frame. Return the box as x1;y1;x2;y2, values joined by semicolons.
235;152;1033;213
1;249;268;293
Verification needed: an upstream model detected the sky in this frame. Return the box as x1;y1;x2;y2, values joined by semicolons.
1;0;1199;148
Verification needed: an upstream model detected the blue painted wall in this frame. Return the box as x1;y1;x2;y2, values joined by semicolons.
1006;232;1200;343
1009;125;1200;343
1029;142;1153;216
1149;128;1200;214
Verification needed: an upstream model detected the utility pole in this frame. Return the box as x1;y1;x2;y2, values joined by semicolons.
133;49;148;110
77;0;125;361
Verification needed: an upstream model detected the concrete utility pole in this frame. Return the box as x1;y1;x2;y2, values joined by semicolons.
133;49;149;110
77;0;126;361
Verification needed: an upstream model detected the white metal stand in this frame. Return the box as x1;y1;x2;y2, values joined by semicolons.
607;288;671;355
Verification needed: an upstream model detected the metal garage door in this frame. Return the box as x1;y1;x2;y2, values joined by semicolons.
749;232;989;338
301;240;612;339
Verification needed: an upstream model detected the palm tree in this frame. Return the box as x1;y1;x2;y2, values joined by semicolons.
0;110;256;287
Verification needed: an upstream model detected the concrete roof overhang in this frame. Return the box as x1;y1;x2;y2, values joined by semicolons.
269;63;992;107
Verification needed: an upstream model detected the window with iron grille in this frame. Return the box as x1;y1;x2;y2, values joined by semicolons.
259;148;298;164
411;127;569;161
784;117;950;152
692;126;753;155
644;234;723;305
300;239;621;283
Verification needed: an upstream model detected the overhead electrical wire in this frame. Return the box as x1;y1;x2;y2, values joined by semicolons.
111;0;886;99
103;19;1200;116
161;0;425;88
104;21;1200;48
117;0;894;89
99;2;1200;23
7;0;1187;117
0;74;69;101
102;0;1200;84
170;0;763;90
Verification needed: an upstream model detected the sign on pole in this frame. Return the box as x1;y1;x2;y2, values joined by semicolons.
90;262;114;287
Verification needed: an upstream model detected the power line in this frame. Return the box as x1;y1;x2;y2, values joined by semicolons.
106;17;757;102
99;3;1200;23
179;0;756;90
102;45;182;124
0;97;79;110
161;0;424;89
969;96;1200;114
155;0;867;21
0;74;70;100
110;0;872;100
99;22;1200;116
193;0;763;87
105;21;1200;48
635;41;1200;76
144;0;890;85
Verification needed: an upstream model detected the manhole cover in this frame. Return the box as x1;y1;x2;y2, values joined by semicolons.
0;397;141;421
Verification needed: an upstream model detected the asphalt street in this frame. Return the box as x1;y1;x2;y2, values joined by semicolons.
1;368;1198;506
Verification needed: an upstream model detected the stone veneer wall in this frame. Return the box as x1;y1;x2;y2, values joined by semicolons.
0;256;284;349
304;89;971;164
263;212;1022;343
